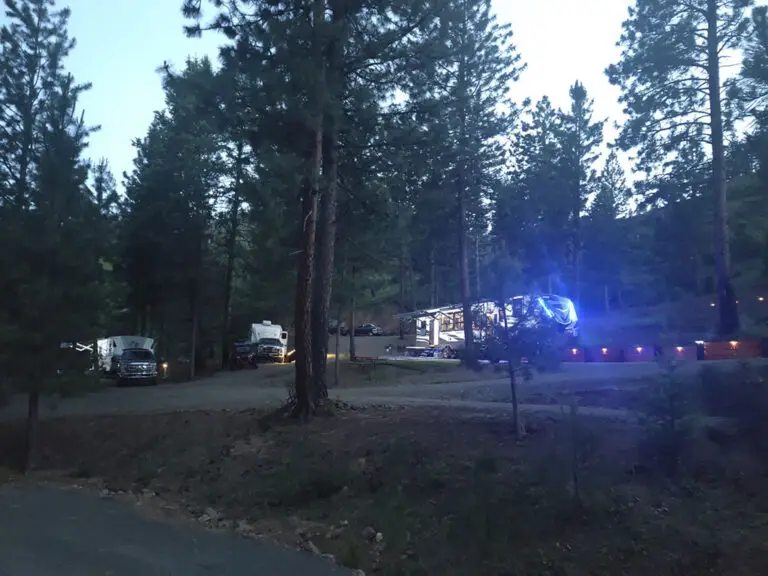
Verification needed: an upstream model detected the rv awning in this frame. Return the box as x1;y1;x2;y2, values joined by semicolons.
395;304;464;321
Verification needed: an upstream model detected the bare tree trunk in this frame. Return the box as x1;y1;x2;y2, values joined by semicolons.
334;318;341;386
140;307;147;335
500;303;522;437
220;142;244;369
399;250;406;340
429;248;436;307
475;236;481;299
574;250;582;307
335;248;347;387
190;293;198;380
23;389;39;471
159;313;167;368
349;265;357;360
458;188;475;366
706;0;739;337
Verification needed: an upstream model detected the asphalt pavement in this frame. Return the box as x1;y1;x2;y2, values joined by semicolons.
0;484;352;576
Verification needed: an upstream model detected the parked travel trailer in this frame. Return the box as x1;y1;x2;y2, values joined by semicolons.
96;335;155;374
397;295;578;356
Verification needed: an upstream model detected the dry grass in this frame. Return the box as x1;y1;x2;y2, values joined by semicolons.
3;404;768;574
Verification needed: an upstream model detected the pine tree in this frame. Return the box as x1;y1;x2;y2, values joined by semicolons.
557;81;604;304
404;0;524;366
121;58;223;371
501;97;568;292
0;0;103;467
607;0;753;336
584;150;630;311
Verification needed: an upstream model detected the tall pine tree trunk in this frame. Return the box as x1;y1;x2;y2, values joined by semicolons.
293;157;321;417
293;0;326;418
310;121;336;401
456;10;475;367
310;17;342;400
220;142;244;369
458;180;476;366
706;0;739;337
399;246;406;340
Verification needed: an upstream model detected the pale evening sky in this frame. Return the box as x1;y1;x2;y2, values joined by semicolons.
62;0;632;186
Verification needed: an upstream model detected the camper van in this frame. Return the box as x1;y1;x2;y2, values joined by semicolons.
248;321;289;362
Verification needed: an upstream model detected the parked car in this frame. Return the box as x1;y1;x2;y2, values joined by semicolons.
328;319;348;335
117;347;158;387
354;323;383;336
229;341;259;370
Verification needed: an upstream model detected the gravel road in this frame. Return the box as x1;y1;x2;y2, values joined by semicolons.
0;359;759;422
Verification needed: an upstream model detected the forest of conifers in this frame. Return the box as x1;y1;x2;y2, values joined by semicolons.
2;0;768;410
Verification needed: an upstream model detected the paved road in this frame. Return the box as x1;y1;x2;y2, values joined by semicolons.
0;484;351;576
0;359;759;422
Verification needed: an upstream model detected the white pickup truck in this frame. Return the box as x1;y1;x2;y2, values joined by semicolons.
249;321;289;362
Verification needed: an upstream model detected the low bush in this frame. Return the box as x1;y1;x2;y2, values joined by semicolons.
700;362;768;456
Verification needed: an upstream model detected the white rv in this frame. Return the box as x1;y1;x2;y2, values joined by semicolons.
96;335;155;374
398;295;578;356
249;321;288;362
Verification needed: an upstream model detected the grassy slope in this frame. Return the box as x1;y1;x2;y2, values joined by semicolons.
579;289;768;347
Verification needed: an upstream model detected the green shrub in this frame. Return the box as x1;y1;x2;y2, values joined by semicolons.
637;361;695;478
700;362;768;456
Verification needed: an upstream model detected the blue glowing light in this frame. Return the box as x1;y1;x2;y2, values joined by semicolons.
566;299;578;323
537;297;554;318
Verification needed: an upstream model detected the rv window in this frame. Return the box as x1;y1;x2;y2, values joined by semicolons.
512;298;523;318
280;331;288;341
440;315;453;331
453;312;464;331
